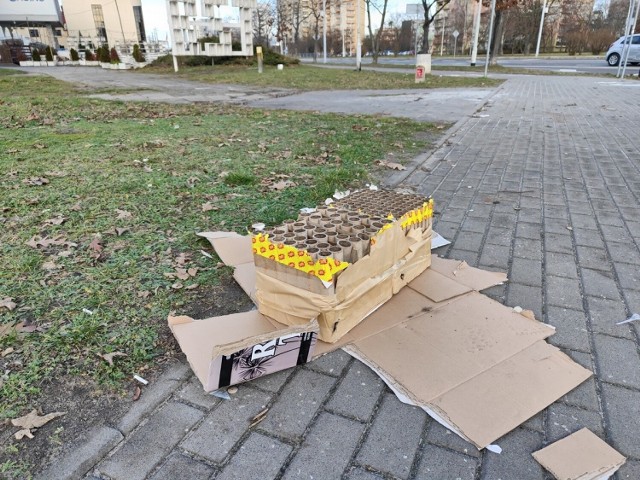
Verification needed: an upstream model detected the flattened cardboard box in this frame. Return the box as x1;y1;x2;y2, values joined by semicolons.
532;428;626;480
186;231;592;449
168;311;317;391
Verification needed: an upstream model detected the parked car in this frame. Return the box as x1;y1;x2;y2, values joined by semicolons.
605;34;640;66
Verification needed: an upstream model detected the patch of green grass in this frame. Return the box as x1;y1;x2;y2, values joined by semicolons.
0;68;25;76
0;74;440;418
142;63;503;90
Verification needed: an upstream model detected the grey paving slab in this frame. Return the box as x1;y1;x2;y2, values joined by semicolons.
35;426;123;480
480;428;544;480
148;453;215;480
282;412;365;480
546;275;583;310
356;393;427;479
586;296;636;339
306;349;352;377
97;402;203;480
174;375;221;410
258;368;336;441
216;432;292;480
561;351;599;411
425;421;480;458
601;383;640;459
546;306;590;352
593;334;640;389
546;403;604;443
325;360;385;421
344;467;385;480
180;387;272;464
416;444;478;480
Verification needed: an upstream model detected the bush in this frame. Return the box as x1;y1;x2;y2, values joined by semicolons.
70;48;79;61
261;48;299;66
132;44;145;62
84;50;95;61
110;47;120;63
45;46;54;61
198;35;220;51
32;49;41;61
99;45;111;63
589;28;616;55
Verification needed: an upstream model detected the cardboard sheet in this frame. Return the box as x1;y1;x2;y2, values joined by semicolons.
345;293;592;449
194;230;593;450
532;428;626;480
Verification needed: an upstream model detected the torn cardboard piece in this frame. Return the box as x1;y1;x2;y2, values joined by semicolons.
532;428;626;480
169;312;317;391
193;231;592;449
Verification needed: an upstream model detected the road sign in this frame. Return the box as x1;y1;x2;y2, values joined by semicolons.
453;30;459;38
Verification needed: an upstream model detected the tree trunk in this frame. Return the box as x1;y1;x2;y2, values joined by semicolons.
489;10;504;65
420;21;430;53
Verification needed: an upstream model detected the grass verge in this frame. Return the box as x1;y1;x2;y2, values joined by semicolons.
142;63;503;90
0;72;442;422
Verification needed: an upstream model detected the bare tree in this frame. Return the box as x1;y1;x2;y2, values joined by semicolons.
365;0;390;62
419;0;452;53
254;0;276;47
307;0;326;61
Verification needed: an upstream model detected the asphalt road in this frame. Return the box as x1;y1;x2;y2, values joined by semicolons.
305;56;636;75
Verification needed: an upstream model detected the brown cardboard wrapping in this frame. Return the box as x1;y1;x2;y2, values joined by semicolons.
532;428;626;480
192;231;593;450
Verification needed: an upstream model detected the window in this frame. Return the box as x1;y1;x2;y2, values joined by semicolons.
633;35;640;45
54;29;63;37
92;4;108;43
133;6;147;42
29;29;39;38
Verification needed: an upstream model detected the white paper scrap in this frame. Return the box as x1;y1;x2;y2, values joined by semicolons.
133;375;149;385
431;232;451;250
617;313;640;325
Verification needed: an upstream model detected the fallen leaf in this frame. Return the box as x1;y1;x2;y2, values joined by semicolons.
42;260;60;271
88;236;103;260
171;282;183;290
201;202;217;212
15;321;38;333
0;323;17;338
132;386;141;401
70;202;82;211
26;235;77;249
0;297;17;311
137;290;150;299
15;429;34;440
187;267;198;277
116;209;132;220
185;284;198;290
32;143;47;149
43;216;66;226
22;177;49;186
175;268;190;281
269;180;297;191
57;250;74;258
186;177;199;188
1;347;14;357
377;160;406;171
11;410;66;430
98;351;127;366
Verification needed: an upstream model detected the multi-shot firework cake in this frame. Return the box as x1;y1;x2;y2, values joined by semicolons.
251;190;434;342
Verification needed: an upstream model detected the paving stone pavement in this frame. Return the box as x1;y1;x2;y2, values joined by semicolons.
37;75;640;480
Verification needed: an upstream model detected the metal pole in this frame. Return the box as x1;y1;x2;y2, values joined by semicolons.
323;0;327;63
440;15;446;55
484;0;497;77
617;0;635;77
535;0;547;57
621;0;640;78
470;0;481;66
356;0;361;69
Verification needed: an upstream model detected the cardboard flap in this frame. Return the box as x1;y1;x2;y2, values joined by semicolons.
430;256;507;291
532;428;626;480
169;311;281;388
197;231;253;266
234;262;257;302
408;268;472;302
312;286;438;357
430;341;592;448
168;314;195;326
346;292;589;448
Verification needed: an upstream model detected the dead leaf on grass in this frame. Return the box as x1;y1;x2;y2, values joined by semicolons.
116;209;133;220
88;236;104;260
2;347;14;357
377;160;406;171
26;235;77;249
32;143;47;149
137;290;150;299
132;386;141;401
174;253;191;266
22;177;49;186
171;282;183;290
57;250;74;258
70;202;82;211
201;202;218;212
0;323;17;338
186;177;199;188
43;216;66;226
11;410;66;439
0;297;17;311
98;351;127;366
269;180;297;191
105;227;129;236
42;260;60;271
184;284;198;290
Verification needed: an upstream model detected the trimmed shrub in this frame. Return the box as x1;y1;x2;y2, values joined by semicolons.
85;50;96;61
109;47;120;63
99;46;111;63
45;46;54;61
70;48;79;61
32;49;41;61
132;44;145;62
261;48;299;66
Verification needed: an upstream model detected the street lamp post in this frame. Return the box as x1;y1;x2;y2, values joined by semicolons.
355;0;361;70
535;0;547;57
323;0;327;63
470;0;481;66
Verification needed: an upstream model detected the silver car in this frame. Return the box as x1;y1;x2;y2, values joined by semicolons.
605;34;640;66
